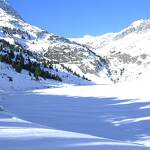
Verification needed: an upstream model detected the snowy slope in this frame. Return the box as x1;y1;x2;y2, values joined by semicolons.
71;19;150;83
0;0;97;87
0;79;150;149
0;0;110;84
0;62;92;90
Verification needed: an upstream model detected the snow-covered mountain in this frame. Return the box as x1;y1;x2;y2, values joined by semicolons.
0;0;111;88
71;19;150;83
1;0;150;86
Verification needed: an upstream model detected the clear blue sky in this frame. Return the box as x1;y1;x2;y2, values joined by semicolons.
9;0;150;38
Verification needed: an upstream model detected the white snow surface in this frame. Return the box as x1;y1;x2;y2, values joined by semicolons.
0;73;150;149
0;61;91;91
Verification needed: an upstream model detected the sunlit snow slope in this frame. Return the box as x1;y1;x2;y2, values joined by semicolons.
71;19;150;83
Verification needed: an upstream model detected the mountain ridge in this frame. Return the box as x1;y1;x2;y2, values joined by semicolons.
71;19;150;83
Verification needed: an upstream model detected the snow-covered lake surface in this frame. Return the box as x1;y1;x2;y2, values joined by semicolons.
0;82;150;150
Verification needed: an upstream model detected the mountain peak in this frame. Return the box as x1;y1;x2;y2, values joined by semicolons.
0;0;9;5
121;19;150;34
130;19;150;29
0;0;22;20
0;0;8;2
113;19;150;40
